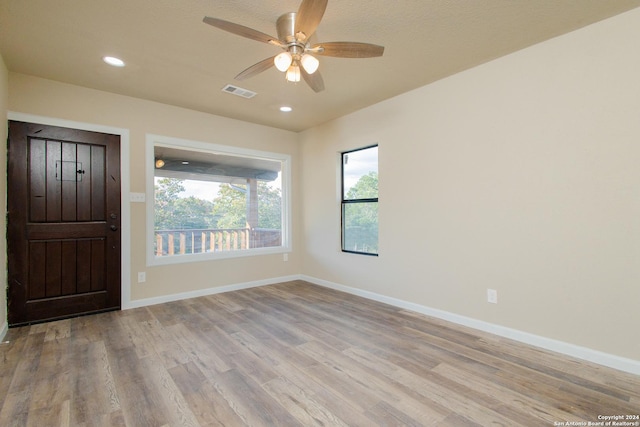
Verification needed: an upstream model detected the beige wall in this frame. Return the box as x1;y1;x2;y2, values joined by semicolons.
8;74;301;302
300;8;640;361
0;54;8;332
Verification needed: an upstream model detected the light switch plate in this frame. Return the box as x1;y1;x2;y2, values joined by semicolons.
130;192;146;203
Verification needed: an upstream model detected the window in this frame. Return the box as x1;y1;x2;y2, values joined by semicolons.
146;135;291;265
341;145;378;255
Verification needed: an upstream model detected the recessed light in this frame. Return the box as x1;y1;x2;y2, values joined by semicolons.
103;56;125;67
181;161;189;165
280;106;293;112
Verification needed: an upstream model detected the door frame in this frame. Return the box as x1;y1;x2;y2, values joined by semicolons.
7;112;132;312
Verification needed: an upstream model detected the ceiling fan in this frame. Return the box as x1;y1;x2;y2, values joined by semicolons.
203;0;384;92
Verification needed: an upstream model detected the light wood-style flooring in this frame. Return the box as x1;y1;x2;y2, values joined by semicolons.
1;280;639;426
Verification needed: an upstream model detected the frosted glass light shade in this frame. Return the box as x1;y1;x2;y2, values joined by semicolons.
285;64;301;82
274;52;293;72
300;54;319;74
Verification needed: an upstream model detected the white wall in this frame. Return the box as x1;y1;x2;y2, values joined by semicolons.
8;75;301;304
0;53;8;338
300;8;640;362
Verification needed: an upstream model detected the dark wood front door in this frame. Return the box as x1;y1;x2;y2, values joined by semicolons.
7;121;121;325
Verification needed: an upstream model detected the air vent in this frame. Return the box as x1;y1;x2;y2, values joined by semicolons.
221;84;257;99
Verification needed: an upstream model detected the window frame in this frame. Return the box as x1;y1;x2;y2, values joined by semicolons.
341;144;379;256
145;134;291;266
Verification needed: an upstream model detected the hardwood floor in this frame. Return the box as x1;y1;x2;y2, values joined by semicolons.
1;280;639;426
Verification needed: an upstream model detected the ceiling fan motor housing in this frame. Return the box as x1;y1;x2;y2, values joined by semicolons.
277;12;309;61
277;12;298;43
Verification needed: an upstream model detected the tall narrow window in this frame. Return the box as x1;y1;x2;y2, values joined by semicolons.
341;145;378;255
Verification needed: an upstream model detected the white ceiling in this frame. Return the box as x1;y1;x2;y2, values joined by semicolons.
2;0;639;132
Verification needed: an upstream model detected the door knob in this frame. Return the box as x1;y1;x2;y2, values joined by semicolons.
110;225;118;231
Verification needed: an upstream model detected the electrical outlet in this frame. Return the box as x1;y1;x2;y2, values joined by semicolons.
487;289;498;304
138;272;146;283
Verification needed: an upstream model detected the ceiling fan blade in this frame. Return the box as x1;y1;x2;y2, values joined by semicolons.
295;0;328;41
203;17;282;47
312;41;384;58
235;56;276;81
302;68;325;93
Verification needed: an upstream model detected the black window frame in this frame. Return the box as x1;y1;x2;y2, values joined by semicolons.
341;144;379;256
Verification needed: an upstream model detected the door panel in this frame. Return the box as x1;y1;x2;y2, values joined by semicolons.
7;121;121;325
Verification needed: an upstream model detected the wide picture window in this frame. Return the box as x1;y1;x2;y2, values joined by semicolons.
341;145;378;255
147;136;290;265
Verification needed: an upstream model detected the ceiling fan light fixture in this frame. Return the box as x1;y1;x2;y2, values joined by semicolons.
202;0;384;93
274;51;293;72
285;64;301;82
300;54;319;74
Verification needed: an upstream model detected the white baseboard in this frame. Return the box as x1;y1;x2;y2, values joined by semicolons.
300;275;640;376
123;275;302;310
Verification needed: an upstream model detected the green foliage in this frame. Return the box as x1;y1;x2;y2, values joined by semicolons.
211;184;247;229
154;178;215;230
343;172;378;253
257;182;282;229
346;171;378;199
174;197;217;229
211;182;282;229
155;178;282;231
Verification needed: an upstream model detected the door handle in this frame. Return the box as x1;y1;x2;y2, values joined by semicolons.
110;225;118;231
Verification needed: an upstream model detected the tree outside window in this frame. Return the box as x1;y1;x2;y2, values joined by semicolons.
342;145;378;255
147;136;290;265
